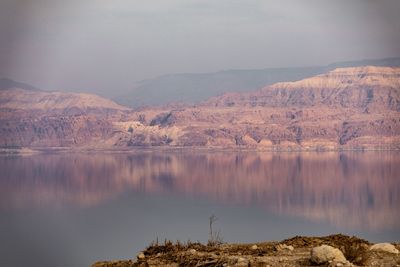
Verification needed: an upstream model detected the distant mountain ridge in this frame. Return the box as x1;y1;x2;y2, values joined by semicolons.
0;86;130;115
1;66;399;149
206;66;400;111
0;78;39;91
116;57;400;107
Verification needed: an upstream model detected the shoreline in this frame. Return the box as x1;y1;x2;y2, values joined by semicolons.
1;145;400;155
91;234;400;267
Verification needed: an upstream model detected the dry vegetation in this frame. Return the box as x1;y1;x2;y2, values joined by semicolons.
92;234;400;267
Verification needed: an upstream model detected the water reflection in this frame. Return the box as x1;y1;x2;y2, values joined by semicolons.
1;151;399;230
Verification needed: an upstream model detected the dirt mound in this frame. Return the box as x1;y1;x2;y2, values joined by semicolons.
92;234;400;267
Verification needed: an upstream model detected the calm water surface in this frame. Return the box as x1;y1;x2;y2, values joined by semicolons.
0;151;399;267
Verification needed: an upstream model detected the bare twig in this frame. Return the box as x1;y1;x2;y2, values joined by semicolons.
208;214;223;246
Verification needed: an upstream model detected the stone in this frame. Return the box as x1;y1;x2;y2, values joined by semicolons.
370;243;399;254
188;249;197;254
278;257;288;262
237;257;247;263
251;245;258;250
310;245;347;264
234;257;249;267
277;244;294;251
137;252;145;259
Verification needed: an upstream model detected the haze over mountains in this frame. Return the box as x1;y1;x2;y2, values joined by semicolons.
2;58;399;108
0;62;399;150
116;57;400;107
0;78;39;91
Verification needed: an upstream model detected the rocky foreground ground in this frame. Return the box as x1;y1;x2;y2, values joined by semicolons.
92;234;400;267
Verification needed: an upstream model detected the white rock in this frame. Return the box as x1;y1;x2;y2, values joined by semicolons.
278;257;288;262
237;257;247;263
370;243;399;254
310;245;347;264
188;248;197;254
251;244;258;250
234;257;249;267
285;245;294;251
277;244;294;251
137;252;145;259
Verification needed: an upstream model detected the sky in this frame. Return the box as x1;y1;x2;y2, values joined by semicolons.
0;0;400;95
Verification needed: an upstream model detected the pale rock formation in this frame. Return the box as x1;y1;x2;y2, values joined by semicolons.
310;245;347;264
370;243;399;254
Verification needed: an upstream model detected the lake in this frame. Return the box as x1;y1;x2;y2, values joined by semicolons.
0;151;399;267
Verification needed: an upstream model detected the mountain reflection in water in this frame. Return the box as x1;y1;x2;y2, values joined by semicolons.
1;151;399;231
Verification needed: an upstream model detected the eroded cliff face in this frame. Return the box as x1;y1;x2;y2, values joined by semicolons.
0;88;129;147
0;113;115;147
207;66;400;111
116;66;400;149
1;66;400;149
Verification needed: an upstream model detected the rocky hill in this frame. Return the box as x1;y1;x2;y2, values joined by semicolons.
1;66;399;149
0;85;130;115
0;83;129;147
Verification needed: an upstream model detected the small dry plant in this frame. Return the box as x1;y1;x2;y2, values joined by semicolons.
208;214;223;246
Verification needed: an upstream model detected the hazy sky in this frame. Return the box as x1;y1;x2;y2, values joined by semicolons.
0;0;399;95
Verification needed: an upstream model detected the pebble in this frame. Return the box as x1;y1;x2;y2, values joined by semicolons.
251;245;258;250
237;257;247;263
278;257;288;262
188;249;197;254
286;245;294;251
137;252;145;259
277;244;294;251
234;257;249;267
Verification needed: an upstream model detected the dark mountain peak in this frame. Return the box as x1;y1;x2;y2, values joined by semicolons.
117;57;400;108
327;57;400;69
0;78;39;91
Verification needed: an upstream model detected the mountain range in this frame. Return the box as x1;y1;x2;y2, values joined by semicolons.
0;62;399;150
115;57;400;107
